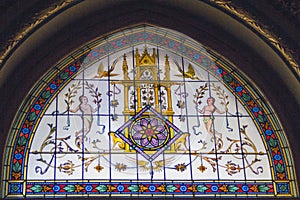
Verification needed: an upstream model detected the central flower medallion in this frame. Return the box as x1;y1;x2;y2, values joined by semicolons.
130;117;169;150
112;106;186;161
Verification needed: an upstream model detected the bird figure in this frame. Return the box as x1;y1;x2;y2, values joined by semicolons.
174;60;200;80
94;59;119;78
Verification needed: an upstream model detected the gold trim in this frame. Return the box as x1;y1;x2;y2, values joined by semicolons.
210;0;300;76
0;0;74;66
1;0;299;77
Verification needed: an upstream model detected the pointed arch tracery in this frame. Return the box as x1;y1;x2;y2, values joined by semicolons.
2;26;297;198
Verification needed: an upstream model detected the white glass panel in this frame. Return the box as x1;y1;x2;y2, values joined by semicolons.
28;44;271;183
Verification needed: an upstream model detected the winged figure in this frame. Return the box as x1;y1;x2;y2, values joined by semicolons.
94;59;119;78
174;60;200;80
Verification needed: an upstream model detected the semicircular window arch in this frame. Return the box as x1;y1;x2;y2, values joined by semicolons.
3;25;297;198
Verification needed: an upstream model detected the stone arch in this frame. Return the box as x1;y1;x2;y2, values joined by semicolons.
1;1;299;198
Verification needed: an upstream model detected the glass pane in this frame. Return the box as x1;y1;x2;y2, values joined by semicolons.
29;44;271;183
4;26;296;198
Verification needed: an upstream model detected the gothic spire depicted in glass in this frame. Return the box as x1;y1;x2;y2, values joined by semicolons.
3;26;297;198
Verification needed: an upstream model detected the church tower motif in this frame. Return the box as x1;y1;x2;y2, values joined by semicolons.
112;47;178;152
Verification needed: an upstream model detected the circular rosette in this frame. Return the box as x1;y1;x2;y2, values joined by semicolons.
130;117;169;150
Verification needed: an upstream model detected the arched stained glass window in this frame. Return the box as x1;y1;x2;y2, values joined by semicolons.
2;25;297;198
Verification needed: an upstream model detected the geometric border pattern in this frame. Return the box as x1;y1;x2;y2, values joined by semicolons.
25;181;274;195
3;25;296;197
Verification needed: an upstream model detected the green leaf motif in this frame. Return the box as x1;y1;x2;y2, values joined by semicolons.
12;162;21;172
196;185;208;192
166;185;177;192
42;90;51;99
95;185;107;192
257;114;266;123
258;185;270;192
127;185;139;192
276;163;285;173
60;72;69;80
29;111;37;121
228;185;239;192
269;138;277;148
223;74;232;83
279;184;287;192
10;184;20;192
242;93;251;102
63;185;75;192
31;185;43;192
17;136;27;146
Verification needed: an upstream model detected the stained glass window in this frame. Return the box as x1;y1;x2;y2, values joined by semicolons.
2;26;297;198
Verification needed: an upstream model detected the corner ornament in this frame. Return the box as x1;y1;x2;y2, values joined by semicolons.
209;0;300;76
0;0;76;67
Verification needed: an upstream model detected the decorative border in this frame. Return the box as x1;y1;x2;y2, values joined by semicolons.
0;1;298;77
8;181;294;197
208;0;299;76
0;0;79;66
4;26;296;197
24;181;273;195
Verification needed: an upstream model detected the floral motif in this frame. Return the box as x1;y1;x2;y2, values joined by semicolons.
94;165;104;172
12;172;21;180
6;28;294;199
58;160;74;175
197;165;207;172
131;118;168;149
42;185;52;192
225;161;241;175
115;163;127;172
175;163;187;172
139;185;148;192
